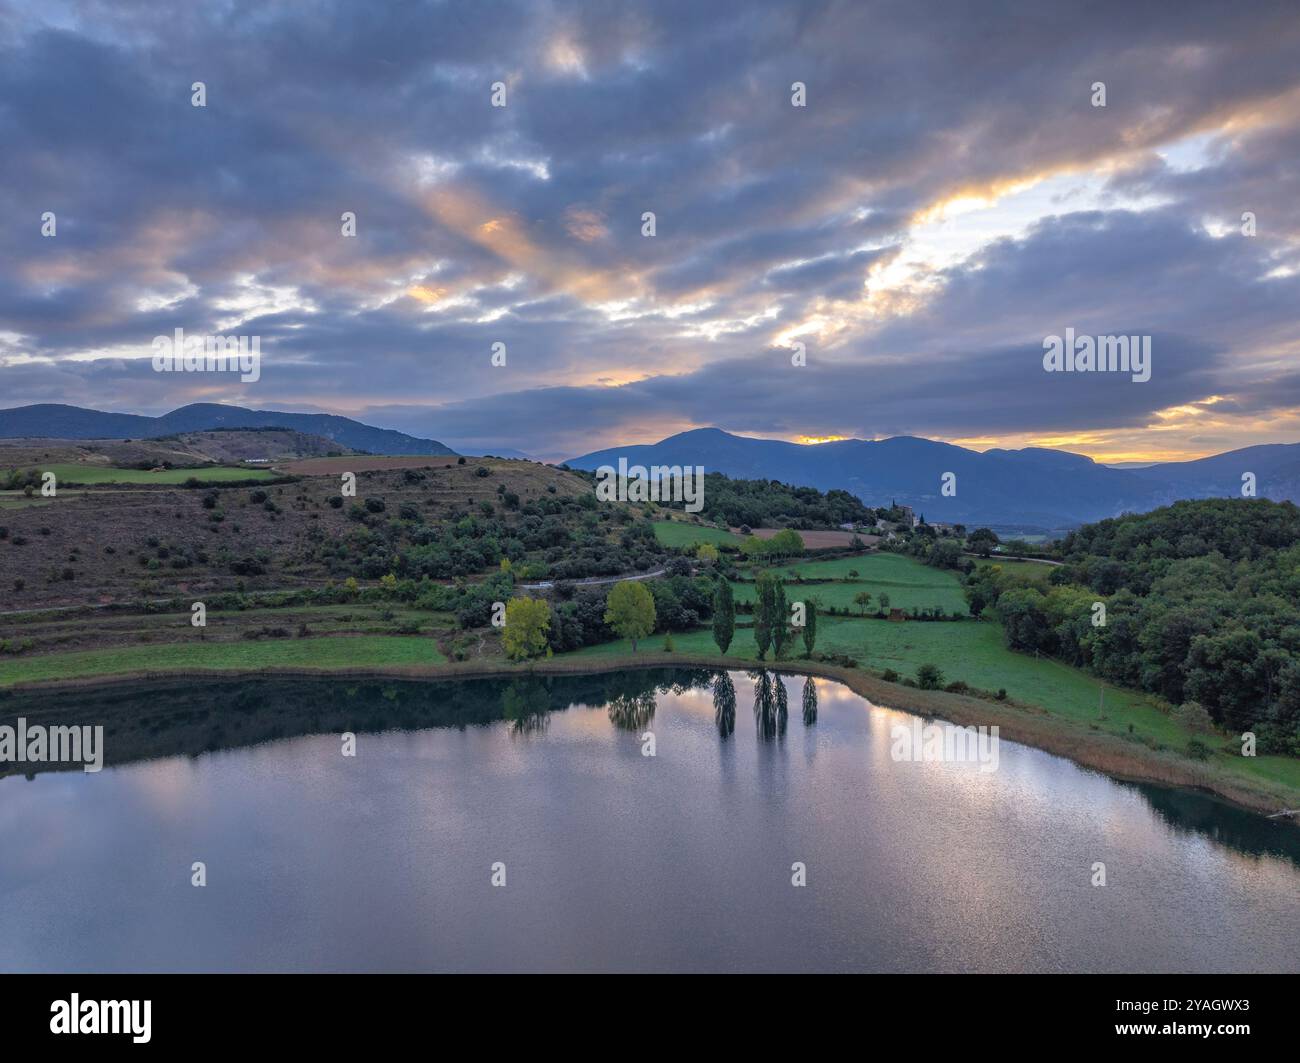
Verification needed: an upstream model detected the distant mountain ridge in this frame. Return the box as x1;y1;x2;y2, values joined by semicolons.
567;428;1300;531
0;403;457;456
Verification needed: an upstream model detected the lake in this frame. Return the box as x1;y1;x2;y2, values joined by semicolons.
1;668;1297;972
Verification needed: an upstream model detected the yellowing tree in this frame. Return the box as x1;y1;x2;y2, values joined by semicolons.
696;543;719;562
502;597;551;660
604;580;656;652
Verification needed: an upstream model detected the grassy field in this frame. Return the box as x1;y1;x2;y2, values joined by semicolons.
736;552;968;614
652;520;745;548
9;463;278;485
0;635;444;687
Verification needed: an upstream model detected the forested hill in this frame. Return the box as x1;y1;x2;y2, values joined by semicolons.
610;469;877;529
1059;498;1300;589
973;498;1300;753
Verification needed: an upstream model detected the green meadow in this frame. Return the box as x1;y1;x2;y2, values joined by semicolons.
11;463;278;485
652;520;745;548
734;552;969;614
0;636;443;687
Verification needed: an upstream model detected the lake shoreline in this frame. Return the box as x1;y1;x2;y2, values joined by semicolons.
5;651;1296;823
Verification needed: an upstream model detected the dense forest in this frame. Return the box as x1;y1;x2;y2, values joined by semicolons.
965;499;1300;753
653;472;876;529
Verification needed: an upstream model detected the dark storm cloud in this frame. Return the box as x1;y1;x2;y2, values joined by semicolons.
1;0;1299;456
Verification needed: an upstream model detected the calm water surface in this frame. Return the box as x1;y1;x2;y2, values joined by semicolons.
1;668;1297;972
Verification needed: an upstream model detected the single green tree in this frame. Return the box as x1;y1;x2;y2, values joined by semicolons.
604;580;656;652
916;663;944;690
854;590;873;615
712;577;736;654
501;597;552;660
767;528;805;559
878;592;890;613
968;527;999;558
772;577;792;658
802;598;818;657
754;572;776;660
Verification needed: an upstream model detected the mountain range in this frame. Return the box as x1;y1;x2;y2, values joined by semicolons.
567;428;1300;531
0;403;456;457
4;404;1295;530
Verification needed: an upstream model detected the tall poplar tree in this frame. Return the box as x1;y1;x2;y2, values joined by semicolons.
712;577;735;655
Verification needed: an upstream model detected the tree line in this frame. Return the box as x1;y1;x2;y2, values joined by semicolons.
967;499;1300;754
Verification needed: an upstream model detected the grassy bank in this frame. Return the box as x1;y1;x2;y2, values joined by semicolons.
0;635;444;686
4;644;1296;819
569;625;1300;798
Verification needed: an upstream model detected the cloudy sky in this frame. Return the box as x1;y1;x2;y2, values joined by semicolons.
2;0;1298;462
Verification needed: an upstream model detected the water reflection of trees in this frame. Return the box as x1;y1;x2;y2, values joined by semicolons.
751;670;778;740
713;672;736;738
0;668;712;770
10;670;1297;869
607;691;657;731
502;678;551;736
748;671;814;741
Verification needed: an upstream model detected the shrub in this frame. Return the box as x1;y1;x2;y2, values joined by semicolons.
915;663;944;689
1173;700;1215;735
